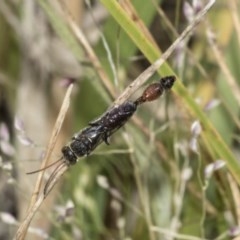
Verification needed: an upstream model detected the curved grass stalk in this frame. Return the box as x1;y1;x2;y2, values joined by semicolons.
99;0;240;184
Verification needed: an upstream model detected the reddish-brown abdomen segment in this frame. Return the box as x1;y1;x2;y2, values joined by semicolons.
135;75;175;105
140;82;164;102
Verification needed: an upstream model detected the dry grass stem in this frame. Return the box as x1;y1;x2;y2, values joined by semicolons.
207;27;240;105
14;195;44;240
30;83;73;204
227;173;240;227
151;226;208;240
228;0;240;47
14;84;74;240
114;0;216;106
120;0;159;49
151;0;209;79
66;13;116;97
0;1;21;37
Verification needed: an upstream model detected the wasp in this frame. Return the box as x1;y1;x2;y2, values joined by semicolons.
62;75;175;165
28;76;176;194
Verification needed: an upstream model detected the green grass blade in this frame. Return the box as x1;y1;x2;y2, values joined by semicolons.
100;0;240;184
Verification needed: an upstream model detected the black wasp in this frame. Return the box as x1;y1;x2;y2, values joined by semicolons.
28;76;176;194
62;75;175;165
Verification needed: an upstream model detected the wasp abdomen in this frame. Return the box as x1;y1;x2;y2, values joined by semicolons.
135;75;176;105
89;102;137;128
102;102;137;129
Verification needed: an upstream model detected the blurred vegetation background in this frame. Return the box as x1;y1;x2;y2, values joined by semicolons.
0;0;240;239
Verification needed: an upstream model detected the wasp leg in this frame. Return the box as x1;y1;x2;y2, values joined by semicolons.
103;132;110;145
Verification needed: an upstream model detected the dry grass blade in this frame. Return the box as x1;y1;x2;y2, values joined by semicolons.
114;0;216;106
14;164;68;240
67;14;116;98
228;0;240;47
151;226;208;240
30;83;73;204
207;27;240;105
227;174;240;226
14;83;74;240
14;195;44;240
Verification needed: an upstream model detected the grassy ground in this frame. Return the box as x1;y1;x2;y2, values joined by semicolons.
1;0;240;239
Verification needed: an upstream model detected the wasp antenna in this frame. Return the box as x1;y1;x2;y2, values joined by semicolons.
26;157;64;174
43;161;68;196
